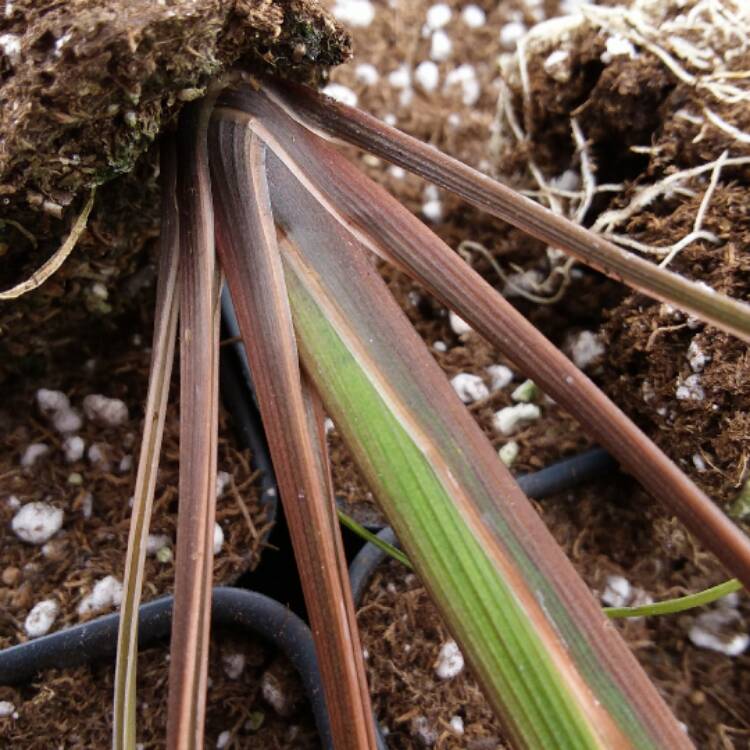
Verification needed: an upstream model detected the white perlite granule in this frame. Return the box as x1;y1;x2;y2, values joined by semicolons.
444;64;480;106
88;442;111;471
0;701;16;718
434;639;464;679
543;49;571;82
600;575;632;608
567;330;605;370
214;522;225;555
77;575;123;616
499;21;527;49
216;470;232;498
0;33;20;63
461;5;485;28
37;388;83;434
388;64;411;90
498;440;520;466
689;607;749;656
322;83;358;108
146;534;171;555
601;35;637;64
411;716;438;746
223;652;246;680
63;435;85;462
430;29;452;61
261;671;292;716
83;394;129;426
36;388;67;414
450;373;489;403
331;0;375;27
20;443;49;468
687;339;709;372
492;403;541;435
486;364;513;391
6;495;21;510
12;502;63;544
600;575;652;614
449;715;465;735
675;374;705;401
421;184;443;222
449;310;472;336
355;63;379;86
425;4;451;30
414;60;439;92
24;599;59;638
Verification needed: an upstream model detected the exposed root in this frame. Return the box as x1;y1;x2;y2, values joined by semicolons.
580;0;750;107
458;240;574;305
491;0;749;283
0;190;95;301
592;154;750;234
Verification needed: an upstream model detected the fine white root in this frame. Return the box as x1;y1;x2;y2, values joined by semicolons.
659;149;727;267
592;155;750;234
490;0;748;298
703;107;750;144
570;118;596;224
458;240;574;305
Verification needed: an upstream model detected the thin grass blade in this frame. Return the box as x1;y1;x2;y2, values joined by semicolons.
263;148;691;749
214;85;750;590
300;374;377;734
113;137;180;750
263;77;750;343
166;100;221;750
209;118;377;749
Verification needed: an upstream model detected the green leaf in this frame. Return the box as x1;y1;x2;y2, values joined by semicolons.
260;145;690;748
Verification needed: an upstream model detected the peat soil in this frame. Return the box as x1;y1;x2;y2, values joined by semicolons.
0;288;302;746
0;628;318;749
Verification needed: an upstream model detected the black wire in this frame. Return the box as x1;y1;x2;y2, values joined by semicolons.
516;447;616;499
0;588;334;748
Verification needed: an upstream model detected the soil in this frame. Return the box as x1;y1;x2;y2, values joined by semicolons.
0;627;319;749
495;0;750;511
359;558;507;749
321;0;750;747
0;290;271;651
0;0;351;383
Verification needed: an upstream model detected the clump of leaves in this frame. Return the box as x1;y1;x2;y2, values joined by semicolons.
98;74;749;748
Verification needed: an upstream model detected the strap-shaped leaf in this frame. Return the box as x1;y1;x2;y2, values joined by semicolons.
215;84;750;591
114;137;180;750
209;117;377;749
265;77;750;344
261;147;691;748
166;99;221;750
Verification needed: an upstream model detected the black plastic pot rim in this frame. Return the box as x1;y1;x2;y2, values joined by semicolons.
0;587;336;748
